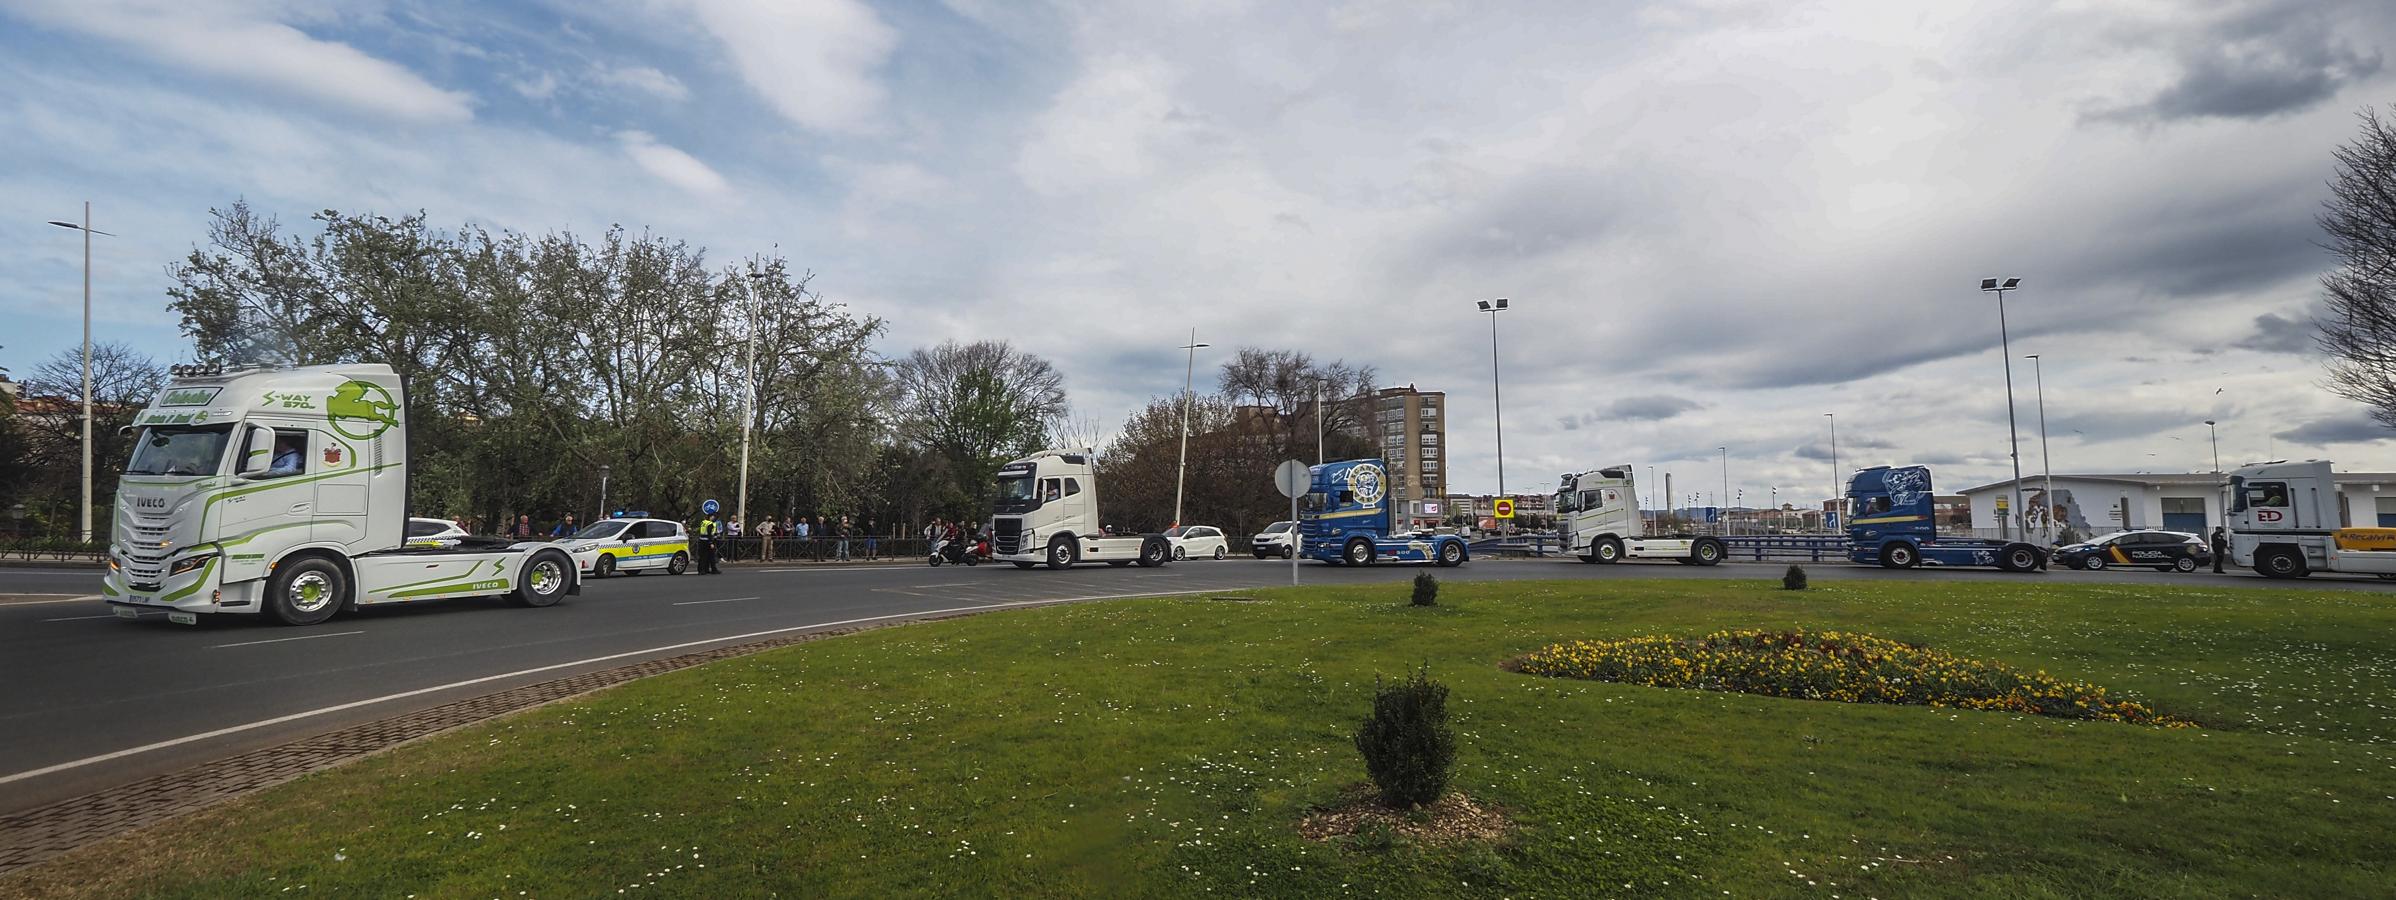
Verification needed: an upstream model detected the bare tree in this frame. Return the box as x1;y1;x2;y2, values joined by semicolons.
1215;347;1378;461
2319;106;2396;430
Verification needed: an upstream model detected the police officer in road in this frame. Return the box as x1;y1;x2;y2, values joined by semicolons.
696;513;723;574
2210;525;2229;574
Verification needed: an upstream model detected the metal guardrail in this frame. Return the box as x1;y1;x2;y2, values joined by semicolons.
1466;533;1856;562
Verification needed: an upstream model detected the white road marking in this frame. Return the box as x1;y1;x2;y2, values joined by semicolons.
1133;573;1183;578
0;595;106;607
211;631;366;649
0;587;1224;787
46;613;140;622
672;597;757;606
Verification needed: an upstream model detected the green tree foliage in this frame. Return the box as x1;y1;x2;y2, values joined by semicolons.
162;203;891;532
891;340;1067;519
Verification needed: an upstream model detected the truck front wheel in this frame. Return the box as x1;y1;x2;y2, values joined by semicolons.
1345;539;1374;566
509;550;573;607
1880;542;1918;569
267;556;348;626
2255;546;2308;579
1046;535;1075;570
1591;537;1623;564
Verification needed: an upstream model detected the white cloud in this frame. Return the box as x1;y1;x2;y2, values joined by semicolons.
678;0;896;132
592;64;689;102
617;130;731;194
0;0;473;122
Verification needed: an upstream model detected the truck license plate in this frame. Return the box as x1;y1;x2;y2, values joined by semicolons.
167;611;198;625
113;606;139;620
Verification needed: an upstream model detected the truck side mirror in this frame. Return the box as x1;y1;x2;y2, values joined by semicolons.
237;425;276;478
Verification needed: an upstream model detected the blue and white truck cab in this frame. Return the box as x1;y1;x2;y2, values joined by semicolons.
1297;459;1468;567
1844;465;2045;572
104;362;579;625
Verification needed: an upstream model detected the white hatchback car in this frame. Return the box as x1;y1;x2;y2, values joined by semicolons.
1163;525;1230;560
560;517;692;577
405;517;470;548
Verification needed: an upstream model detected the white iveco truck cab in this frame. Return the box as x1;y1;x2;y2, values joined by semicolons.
2225;459;2396;579
988;448;1172;569
1555;465;1726;566
103;363;579;626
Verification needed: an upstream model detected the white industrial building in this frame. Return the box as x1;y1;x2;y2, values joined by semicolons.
1957;467;2396;536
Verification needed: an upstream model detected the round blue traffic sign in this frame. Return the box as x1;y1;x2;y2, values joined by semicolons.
702;499;720;515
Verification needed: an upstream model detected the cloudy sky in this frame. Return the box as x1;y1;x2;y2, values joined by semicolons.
5;0;2395;508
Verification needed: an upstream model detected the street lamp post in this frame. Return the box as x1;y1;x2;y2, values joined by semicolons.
598;465;611;521
735;268;769;532
1980;277;2028;540
2025;353;2054;541
2204;419;2220;474
46;204;111;545
1718;446;1729;535
1475;298;1510;530
1172;330;1210;527
1824;412;1839;525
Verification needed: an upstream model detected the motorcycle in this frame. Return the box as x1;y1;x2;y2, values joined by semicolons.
929;537;982;567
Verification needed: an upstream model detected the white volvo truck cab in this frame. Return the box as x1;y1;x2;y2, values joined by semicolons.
104;363;579;625
2225;459;2396;579
1555;465;1726;566
987;448;1171;569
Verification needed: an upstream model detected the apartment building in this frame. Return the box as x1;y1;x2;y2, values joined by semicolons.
1367;385;1445;524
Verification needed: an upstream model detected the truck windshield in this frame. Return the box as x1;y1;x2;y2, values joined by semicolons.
994;475;1040;513
1298;492;1328;514
124;425;233;476
1554;490;1578;514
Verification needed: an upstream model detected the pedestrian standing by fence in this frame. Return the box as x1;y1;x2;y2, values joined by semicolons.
552;513;579;538
2210;525;2229;574
864;518;878;559
511;515;534;540
837;515;853;561
758;516;777;562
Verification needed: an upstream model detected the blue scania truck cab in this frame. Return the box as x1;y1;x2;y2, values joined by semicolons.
1298;459;1468;567
1845;465;2047;573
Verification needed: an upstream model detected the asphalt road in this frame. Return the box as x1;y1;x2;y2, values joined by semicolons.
2;555;2389;816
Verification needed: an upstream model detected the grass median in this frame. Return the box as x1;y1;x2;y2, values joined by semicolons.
10;577;2393;898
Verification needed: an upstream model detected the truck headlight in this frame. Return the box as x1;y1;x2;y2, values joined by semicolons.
170;553;218;576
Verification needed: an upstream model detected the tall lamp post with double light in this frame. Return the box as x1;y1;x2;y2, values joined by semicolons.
1717;446;1730;535
1980;276;2027;540
2024;353;2055;541
1475;298;1510;530
1172;330;1210;527
47;204;110;544
598;465;612;521
2204;419;2220;474
1824;412;1839;529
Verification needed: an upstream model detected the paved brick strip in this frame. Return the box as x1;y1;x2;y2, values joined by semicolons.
0;614;973;876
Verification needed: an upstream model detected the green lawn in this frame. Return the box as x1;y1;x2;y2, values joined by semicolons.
12;578;2394;898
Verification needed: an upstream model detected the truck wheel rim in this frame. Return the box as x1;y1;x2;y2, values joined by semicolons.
1699;544;1718;561
290;572;333;613
1599;544;1616;560
530;561;561;594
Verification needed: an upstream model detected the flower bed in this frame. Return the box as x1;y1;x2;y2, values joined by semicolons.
1516;629;2190;727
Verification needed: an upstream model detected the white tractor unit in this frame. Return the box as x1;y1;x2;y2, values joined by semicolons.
987;448;1173;569
103;363;580;625
1554;466;1726;566
2225;459;2396;579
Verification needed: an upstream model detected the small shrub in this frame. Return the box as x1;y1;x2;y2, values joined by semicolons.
1781;564;1808;590
1354;666;1458;808
1411;571;1439;606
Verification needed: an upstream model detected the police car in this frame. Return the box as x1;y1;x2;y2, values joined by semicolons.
559;516;692;577
2053;530;2211;572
